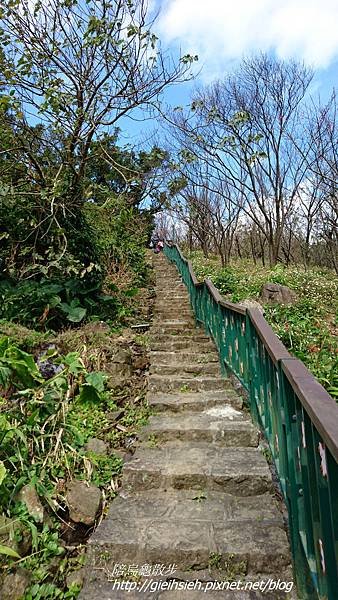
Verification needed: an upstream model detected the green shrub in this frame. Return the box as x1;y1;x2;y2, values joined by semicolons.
0;276;122;330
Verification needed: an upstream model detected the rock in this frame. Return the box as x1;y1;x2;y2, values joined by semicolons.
113;449;133;463
106;409;124;423
66;567;86;588
84;438;107;456
113;348;132;364
261;283;297;305
66;480;102;526
106;348;134;386
237;299;264;314
16;525;32;556
106;363;133;387
48;557;63;575
0;569;30;600
0;515;31;557
17;484;44;522
0;514;15;540
133;355;149;370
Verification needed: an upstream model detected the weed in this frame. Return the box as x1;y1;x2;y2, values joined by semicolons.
0;333;149;597
146;434;159;448
260;446;273;465
209;552;222;569
209;552;247;581
192;492;207;503
134;334;150;348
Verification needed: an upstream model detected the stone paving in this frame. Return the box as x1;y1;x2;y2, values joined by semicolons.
80;253;294;599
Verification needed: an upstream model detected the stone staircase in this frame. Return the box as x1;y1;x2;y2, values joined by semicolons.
80;253;294;599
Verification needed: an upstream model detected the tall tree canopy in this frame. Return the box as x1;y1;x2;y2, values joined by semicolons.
0;0;197;277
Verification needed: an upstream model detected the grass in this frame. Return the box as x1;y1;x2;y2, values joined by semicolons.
188;252;338;398
0;319;151;598
208;552;247;580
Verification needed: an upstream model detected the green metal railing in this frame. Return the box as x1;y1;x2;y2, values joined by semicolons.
164;241;338;600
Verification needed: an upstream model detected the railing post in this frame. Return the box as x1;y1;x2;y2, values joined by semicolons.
245;311;260;425
278;359;317;599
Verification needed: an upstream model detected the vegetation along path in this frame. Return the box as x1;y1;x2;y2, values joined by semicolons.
79;253;295;599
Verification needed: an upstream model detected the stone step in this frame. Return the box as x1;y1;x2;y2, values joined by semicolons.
155;293;189;299
156;299;189;304
156;292;188;299
80;580;295;600
84;491;289;575
149;362;221;376
150;321;195;335
150;333;212;345
156;275;183;281
149;351;219;364
155;293;189;298
78;254;294;600
155;288;188;294
148;374;231;393
151;342;215;353
156;283;186;290
154;295;190;301
153;307;193;315
141;410;258;447
153;313;193;321
150;339;215;353
155;268;180;273
155;270;183;276
150;332;211;342
151;317;194;325
98;488;285;525
155;296;189;303
148;390;244;412
123;446;273;496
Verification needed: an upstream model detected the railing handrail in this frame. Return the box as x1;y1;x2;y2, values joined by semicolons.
165;240;338;599
165;241;338;463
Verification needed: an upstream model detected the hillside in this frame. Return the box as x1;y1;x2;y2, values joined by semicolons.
188;252;338;398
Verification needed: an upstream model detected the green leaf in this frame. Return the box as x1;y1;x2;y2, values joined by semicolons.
0;461;6;485
60;302;87;322
0;544;20;559
85;372;106;393
63;352;84;375
0;364;11;387
78;384;100;404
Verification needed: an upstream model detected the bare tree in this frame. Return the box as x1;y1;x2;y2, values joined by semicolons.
308;95;338;271
166;54;313;266
0;0;197;203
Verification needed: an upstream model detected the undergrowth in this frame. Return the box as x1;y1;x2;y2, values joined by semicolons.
0;319;150;598
189;252;338;397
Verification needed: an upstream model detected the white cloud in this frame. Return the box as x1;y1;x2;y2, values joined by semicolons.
156;0;338;79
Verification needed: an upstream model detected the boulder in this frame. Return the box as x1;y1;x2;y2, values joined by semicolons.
113;449;133;463
66;567;86;589
237;299;264;314
113;348;132;364
261;283;297;305
0;569;30;600
66;480;102;526
84;438;107;456
133;355;149;370
106;348;134;387
17;484;44;522
106;364;133;387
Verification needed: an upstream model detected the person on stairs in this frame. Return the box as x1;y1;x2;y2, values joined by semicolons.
154;239;164;254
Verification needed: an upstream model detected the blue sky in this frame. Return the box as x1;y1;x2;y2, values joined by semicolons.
120;0;338;145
